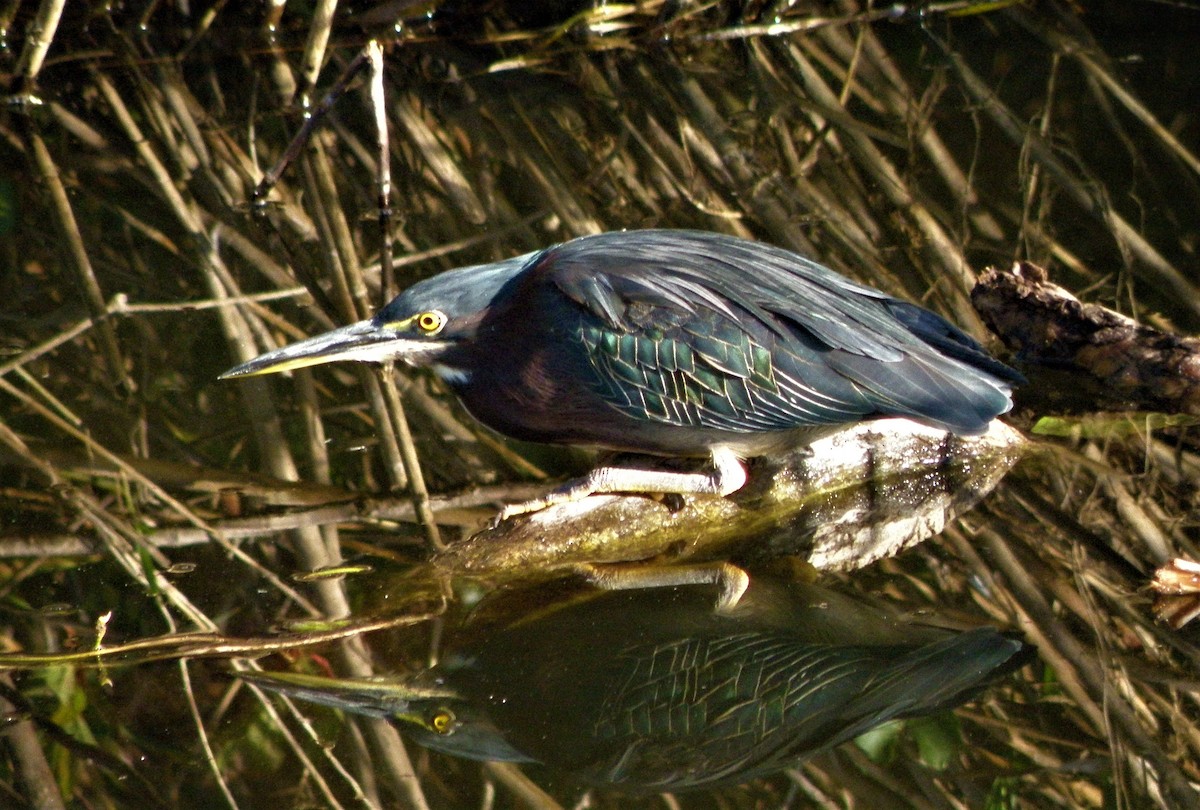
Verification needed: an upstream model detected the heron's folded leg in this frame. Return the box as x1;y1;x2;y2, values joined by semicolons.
496;446;748;522
574;560;750;613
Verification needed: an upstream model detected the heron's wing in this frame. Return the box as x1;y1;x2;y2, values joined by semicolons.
773;628;1027;757
538;230;1019;434
587;627;1026;789
708;628;1025;780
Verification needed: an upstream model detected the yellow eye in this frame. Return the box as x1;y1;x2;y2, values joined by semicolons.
414;311;446;335
430;709;455;735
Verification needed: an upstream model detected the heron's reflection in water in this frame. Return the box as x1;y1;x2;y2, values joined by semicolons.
244;574;1030;792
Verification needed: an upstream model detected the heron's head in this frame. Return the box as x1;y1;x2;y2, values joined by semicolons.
219;252;536;382
239;669;531;763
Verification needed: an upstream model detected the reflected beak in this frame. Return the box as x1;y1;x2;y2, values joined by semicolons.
219;320;438;379
239;669;454;719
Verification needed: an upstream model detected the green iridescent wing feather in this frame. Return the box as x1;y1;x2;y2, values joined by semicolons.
542;230;1019;434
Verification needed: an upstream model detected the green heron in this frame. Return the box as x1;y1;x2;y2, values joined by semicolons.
222;230;1022;515
241;576;1030;791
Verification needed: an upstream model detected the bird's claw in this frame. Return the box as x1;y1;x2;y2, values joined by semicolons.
492;478;604;526
490;497;553;527
574;561;751;613
491;455;746;527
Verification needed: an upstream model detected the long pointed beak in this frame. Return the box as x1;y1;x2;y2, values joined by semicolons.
219;320;429;379
239;669;456;719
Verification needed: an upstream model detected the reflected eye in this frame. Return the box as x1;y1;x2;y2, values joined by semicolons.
430;709;455;735
414;310;447;335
